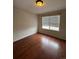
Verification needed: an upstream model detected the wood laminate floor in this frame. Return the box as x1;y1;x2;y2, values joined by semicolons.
13;34;66;59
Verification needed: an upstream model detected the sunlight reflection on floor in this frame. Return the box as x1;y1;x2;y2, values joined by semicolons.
41;37;60;55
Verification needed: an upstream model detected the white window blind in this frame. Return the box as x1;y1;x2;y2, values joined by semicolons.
42;15;60;31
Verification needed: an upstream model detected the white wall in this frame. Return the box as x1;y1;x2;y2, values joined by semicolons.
13;8;37;42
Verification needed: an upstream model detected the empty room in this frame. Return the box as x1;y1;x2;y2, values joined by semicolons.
13;0;66;59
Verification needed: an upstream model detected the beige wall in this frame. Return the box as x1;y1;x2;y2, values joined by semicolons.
38;9;66;40
13;8;37;42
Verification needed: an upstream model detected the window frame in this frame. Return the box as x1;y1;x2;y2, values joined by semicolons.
41;15;61;31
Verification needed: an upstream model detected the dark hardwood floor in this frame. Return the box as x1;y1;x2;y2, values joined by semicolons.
13;34;66;59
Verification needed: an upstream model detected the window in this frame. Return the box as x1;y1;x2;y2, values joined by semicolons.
42;15;60;31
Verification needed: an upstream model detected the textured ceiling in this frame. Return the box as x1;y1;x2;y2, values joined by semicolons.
14;0;66;14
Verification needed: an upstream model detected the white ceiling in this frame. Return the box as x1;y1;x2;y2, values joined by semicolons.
14;0;66;14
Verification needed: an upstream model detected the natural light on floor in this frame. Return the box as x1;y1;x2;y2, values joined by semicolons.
41;37;59;50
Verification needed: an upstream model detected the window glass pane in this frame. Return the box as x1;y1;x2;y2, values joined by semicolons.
42;17;49;29
42;15;60;31
50;15;60;31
